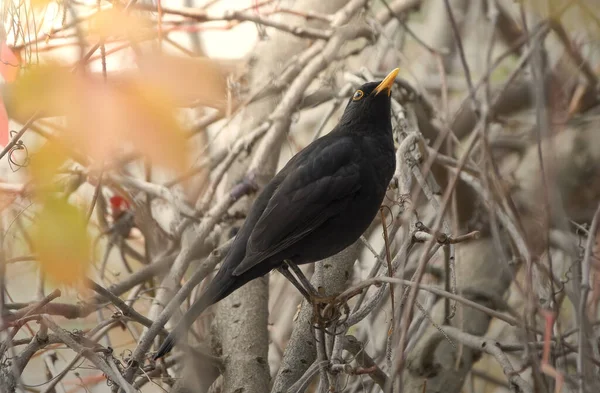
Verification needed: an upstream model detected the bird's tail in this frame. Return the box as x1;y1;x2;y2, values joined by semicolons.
154;271;236;359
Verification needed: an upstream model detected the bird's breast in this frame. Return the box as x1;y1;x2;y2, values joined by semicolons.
359;135;395;188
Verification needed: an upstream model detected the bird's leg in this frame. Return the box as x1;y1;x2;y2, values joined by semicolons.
280;261;340;328
283;261;336;308
277;264;314;302
286;261;319;297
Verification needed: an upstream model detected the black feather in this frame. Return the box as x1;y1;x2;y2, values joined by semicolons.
154;70;398;358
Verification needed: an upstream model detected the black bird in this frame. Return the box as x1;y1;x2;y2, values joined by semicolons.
155;69;399;359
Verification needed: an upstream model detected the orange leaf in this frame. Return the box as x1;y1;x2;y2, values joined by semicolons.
11;55;228;170
88;9;152;40
135;54;228;110
31;197;91;286
66;75;188;171
13;64;189;171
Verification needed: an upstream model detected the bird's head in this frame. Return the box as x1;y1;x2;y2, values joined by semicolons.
339;68;399;130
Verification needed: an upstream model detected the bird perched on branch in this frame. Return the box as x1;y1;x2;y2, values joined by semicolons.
155;68;399;359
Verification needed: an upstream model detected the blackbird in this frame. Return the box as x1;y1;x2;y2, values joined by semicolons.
154;68;399;359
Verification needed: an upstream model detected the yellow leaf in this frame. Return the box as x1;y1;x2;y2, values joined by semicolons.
29;0;55;10
32;197;91;286
28;141;70;191
88;9;152;40
9;63;73;120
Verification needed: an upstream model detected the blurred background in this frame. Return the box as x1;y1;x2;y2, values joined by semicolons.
1;0;600;392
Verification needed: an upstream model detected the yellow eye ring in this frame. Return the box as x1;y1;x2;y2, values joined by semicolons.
352;90;364;101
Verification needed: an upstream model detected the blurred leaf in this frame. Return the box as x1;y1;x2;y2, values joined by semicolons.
10;63;72;119
88;9;152;40
0;41;20;82
29;0;55;10
12;63;192;171
28;141;70;189
64;75;188;171
31;197;91;286
135;54;228;110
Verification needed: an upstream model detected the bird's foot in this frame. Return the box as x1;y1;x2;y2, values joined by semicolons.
308;293;336;306
310;292;350;328
278;262;348;327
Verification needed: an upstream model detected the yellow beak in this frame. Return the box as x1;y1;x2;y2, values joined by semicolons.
373;68;400;96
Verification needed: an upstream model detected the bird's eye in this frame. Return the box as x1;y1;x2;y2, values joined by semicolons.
352;90;364;101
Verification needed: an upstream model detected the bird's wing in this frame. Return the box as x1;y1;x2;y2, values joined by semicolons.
232;137;360;276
